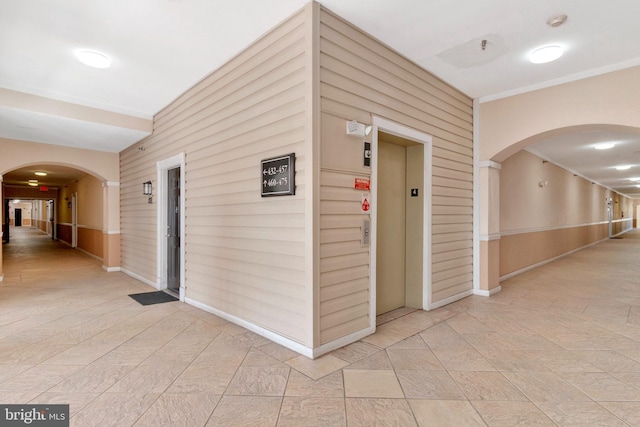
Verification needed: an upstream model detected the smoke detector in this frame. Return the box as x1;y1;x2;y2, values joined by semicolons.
547;14;568;28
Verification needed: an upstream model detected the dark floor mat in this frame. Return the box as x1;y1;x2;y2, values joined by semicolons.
129;291;178;306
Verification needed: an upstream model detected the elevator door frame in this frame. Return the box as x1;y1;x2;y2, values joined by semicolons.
370;116;433;330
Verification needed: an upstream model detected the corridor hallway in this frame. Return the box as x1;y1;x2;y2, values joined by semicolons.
1;226;640;425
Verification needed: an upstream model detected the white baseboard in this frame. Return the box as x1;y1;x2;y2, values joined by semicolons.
120;268;158;289
310;326;376;359
102;266;121;272
185;298;315;358
474;286;502;297
428;289;474;309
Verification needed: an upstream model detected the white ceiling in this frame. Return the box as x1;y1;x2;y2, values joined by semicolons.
2;0;640;196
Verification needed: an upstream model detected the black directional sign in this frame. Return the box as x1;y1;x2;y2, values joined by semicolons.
261;153;295;197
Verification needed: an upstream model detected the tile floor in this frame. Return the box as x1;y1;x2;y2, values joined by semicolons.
1;226;640;426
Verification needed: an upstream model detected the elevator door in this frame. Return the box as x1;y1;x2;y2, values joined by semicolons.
376;140;407;315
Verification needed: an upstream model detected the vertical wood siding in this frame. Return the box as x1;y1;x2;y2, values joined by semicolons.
318;8;473;343
120;9;309;344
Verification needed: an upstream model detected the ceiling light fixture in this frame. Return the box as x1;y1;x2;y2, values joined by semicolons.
615;165;632;171
529;45;563;64
76;50;112;69
629;177;640;181
28;182;38;187
34;171;47;176
594;143;615;150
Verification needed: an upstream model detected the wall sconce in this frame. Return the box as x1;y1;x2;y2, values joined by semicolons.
346;120;372;137
143;181;153;204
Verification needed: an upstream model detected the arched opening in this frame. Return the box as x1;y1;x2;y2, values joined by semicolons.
1;162;119;281
478;123;640;291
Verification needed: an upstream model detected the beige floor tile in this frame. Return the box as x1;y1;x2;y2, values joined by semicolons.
573;350;640;372
107;364;187;393
471;401;555;426
388;334;429;349
343;350;393;370
396;370;465;400
600;401;640;425
191;341;249;368
503;371;591;402
560;372;640;401
387;348;444;370
536;401;627;426
329;341;380;363
31;392;100;415
0;391;42;404
49;364;134;394
346;398;417;427
257;342;301;362
360;324;407;348
446;313;493;334
284;370;344;398
133;393;220;427
93;343;161;365
0;364;83;392
420;322;471;350
410;400;485;427
166;365;237;394
433;347;496;371
70;392;160;427
286;354;348;380
206;395;281;427
241;348;289;368
479;349;550;372
225;366;289;396
343;369;404;398
449;371;527;401
529;350;603;373
278;397;346;427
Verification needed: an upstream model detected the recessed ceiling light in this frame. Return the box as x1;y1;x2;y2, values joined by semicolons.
28;182;38;187
28;179;38;183
34;171;47;176
615;165;632;170
529;45;563;64
594;143;615;150
76;50;112;69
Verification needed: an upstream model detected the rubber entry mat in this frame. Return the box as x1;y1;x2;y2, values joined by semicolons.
128;291;178;305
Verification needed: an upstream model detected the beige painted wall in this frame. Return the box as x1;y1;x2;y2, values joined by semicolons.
500;150;633;277
318;6;473;344
480;66;640;162
120;6;310;346
0;138;119;181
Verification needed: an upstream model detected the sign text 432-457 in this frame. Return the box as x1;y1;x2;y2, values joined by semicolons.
261;153;295;197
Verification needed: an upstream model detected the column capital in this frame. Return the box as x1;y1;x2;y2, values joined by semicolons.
479;160;502;170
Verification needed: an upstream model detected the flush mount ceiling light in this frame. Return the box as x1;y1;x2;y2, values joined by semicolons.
615;165;632;170
529;45;563;64
34;171;47;176
76;50;112;68
594;142;615;150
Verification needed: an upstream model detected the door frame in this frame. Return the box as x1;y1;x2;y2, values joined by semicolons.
370;116;433;330
71;193;78;247
156;153;186;301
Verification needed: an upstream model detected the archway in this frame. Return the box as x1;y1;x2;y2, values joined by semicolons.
0;140;121;281
476;66;640;294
